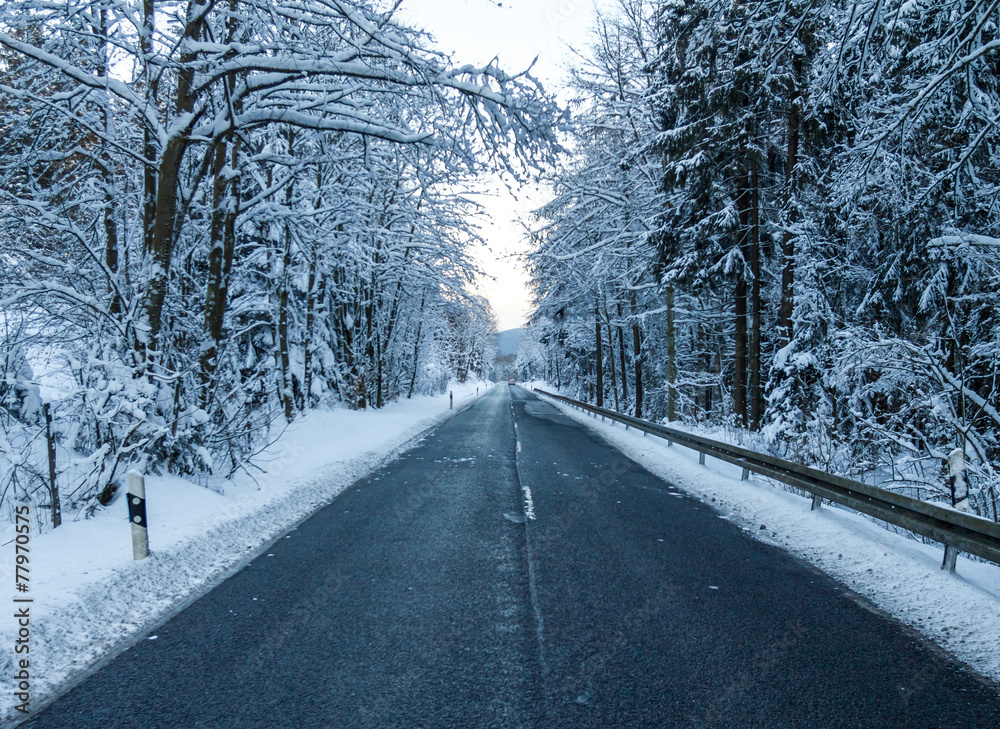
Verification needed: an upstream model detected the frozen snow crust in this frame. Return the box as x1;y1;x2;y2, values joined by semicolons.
0;381;491;724
544;394;1000;686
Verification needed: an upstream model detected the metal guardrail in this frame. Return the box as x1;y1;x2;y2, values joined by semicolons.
534;389;1000;568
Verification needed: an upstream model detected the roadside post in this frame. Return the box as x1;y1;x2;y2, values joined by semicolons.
127;471;150;560
942;448;968;572
450;391;453;410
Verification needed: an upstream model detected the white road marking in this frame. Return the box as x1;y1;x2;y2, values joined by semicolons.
522;483;536;521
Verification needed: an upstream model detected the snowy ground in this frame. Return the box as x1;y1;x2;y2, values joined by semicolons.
0;380;492;723
539;391;1000;686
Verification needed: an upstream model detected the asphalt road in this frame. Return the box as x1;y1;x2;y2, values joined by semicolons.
22;386;1000;728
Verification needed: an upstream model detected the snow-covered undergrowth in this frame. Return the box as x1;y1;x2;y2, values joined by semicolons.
545;396;1000;684
0;381;491;722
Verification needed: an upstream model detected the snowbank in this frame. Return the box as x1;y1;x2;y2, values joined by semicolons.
0;380;492;722
544;396;1000;684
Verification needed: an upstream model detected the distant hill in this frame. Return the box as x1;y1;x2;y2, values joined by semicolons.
495;328;525;357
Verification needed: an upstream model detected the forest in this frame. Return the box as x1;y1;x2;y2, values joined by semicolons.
521;0;1000;523
2;0;999;531
0;0;559;524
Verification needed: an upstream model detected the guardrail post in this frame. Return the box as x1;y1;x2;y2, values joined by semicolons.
698;452;705;466
741;468;750;481
449;391;453;410
127;471;149;560
942;449;969;572
811;494;823;511
942;545;959;572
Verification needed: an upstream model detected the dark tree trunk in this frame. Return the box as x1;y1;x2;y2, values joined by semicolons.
749;159;763;431
702;325;713;416
96;8;120;316
595;301;604;408
407;294;426;398
666;286;677;421
632;319;643;419
278;141;295;423
617;302;629;408
375;333;384;409
278;235;294;422
605;308;620;412
778;99;800;349
734;170;752;428
303;255;318;408
199;139;230;403
140;0;157;258
199;5;242;406
143;1;204;357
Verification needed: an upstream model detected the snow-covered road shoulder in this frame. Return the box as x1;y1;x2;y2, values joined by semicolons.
546;395;1000;685
0;382;491;723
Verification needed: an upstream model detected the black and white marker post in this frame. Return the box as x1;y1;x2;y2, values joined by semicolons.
127;471;149;560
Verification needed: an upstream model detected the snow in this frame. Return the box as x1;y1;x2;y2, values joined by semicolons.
543;395;1000;684
0;380;491;721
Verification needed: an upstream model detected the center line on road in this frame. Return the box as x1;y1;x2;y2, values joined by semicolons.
522;483;536;521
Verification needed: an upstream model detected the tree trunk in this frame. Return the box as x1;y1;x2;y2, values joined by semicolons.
198;3;242;406
778;98;800;349
749;159;763;431
199;140;230;403
364;277;375;409
375;332;384;409
278;147;295;422
733;170;752;427
303;255;318;407
143;1;204;357
666;285;677;421
595;300;604;408
632;319;643;419
605;307;620;412
95;8;120;316
140;0;157;258
278;236;294;422
407;294;426;398
701;324;713;417
617;302;629;408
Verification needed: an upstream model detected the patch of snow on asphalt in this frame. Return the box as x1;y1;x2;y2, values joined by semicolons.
546;397;1000;684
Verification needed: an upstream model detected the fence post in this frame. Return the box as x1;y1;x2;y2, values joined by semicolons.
942;448;968;572
43;403;61;528
127;471;150;560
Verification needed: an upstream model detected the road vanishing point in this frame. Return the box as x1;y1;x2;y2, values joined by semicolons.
21;386;1000;728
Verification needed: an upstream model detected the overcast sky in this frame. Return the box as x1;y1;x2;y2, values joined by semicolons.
396;0;609;331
